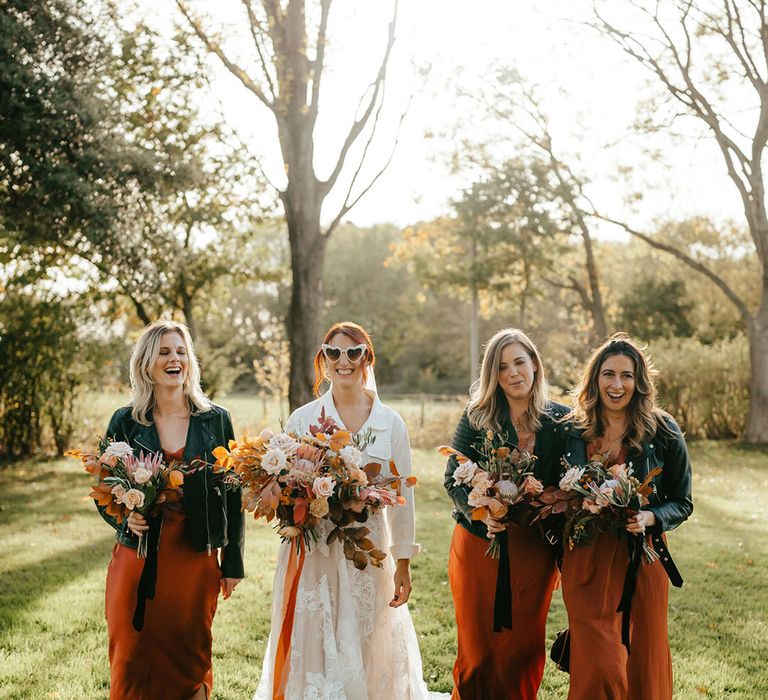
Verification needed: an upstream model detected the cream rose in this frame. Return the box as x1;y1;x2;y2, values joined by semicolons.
278;525;301;539
559;466;585;491
103;441;134;461
470;471;492;490
260;427;274;441
339;445;363;469
122;488;145;511
312;476;335;498
133;466;152;485
262;448;288;475
453;461;478;485
268;433;299;456
110;484;126;503
521;475;544;497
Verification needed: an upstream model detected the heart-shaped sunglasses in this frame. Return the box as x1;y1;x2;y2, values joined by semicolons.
321;343;367;364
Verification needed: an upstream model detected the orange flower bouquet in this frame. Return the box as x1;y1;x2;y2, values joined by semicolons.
67;439;185;558
440;430;543;558
535;456;661;562
214;408;416;570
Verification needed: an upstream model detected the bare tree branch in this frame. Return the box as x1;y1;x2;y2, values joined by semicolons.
320;0;398;195
309;0;332;126
176;0;275;112
594;212;751;324
242;0;277;101
324;97;409;236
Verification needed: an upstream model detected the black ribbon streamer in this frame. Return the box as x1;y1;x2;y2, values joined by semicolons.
132;513;162;632
493;530;512;632
616;535;644;653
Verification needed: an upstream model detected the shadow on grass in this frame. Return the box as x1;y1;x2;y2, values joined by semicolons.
0;464;92;528
0;534;113;638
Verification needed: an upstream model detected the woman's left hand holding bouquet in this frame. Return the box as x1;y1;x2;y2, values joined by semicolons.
126;511;149;537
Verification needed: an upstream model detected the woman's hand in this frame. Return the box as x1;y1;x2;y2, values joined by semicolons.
390;559;412;608
126;512;149;537
220;577;242;600
483;513;507;537
626;510;656;536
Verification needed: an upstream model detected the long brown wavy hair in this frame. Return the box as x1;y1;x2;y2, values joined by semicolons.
467;328;550;433
312;321;376;397
571;332;671;453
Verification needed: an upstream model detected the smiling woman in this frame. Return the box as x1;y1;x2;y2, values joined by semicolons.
254;320;436;699
96;320;245;700
560;332;693;700
443;328;568;700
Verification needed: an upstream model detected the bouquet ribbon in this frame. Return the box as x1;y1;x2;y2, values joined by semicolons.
273;538;307;700
493;530;513;632
131;513;162;632
616;535;644;653
616;533;684;654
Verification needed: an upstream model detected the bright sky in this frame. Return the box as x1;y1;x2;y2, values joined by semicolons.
153;1;744;234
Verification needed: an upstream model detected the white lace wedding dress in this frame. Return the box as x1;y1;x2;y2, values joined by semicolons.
253;391;447;700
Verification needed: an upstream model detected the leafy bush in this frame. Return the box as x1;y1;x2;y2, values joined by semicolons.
651;335;749;439
0;292;107;459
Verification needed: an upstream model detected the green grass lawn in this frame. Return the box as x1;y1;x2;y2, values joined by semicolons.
2;430;768;698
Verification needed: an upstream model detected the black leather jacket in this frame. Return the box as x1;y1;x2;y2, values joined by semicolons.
560;415;693;533
444;399;570;538
99;403;245;579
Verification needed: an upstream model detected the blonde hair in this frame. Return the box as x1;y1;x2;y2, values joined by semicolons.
571;332;670;453
467;328;550;433
129;320;212;425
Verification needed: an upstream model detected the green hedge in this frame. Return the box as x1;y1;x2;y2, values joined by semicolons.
652;335;749;439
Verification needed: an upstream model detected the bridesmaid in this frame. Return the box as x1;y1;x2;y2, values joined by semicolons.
444;328;568;700
561;332;693;700
98;320;245;700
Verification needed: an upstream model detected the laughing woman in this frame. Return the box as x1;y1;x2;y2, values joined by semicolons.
561;333;693;700
99;320;244;700
444;328;568;700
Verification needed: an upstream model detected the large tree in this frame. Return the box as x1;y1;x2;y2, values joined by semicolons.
389;158;565;382
484;69;609;340
593;0;768;442
176;0;404;409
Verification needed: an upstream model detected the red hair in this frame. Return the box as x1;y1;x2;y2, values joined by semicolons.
312;321;376;397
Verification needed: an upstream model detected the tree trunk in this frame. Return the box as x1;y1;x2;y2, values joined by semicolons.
285;190;326;412
745;297;768;443
469;238;479;385
179;279;197;341
470;285;479;386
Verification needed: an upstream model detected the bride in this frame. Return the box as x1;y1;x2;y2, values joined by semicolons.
254;321;437;700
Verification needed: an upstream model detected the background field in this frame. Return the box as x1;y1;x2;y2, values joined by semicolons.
1;396;767;699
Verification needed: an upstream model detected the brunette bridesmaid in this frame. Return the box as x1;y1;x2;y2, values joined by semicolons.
561;333;693;700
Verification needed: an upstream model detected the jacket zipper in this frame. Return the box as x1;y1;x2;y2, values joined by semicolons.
204;464;212;556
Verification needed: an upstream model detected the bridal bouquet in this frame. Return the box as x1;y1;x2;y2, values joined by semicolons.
67;439;186;558
213;408;416;570
439;430;544;557
535;456;661;562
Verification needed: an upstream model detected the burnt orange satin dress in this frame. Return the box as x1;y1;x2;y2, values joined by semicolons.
448;522;558;700
105;447;222;700
561;444;673;700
